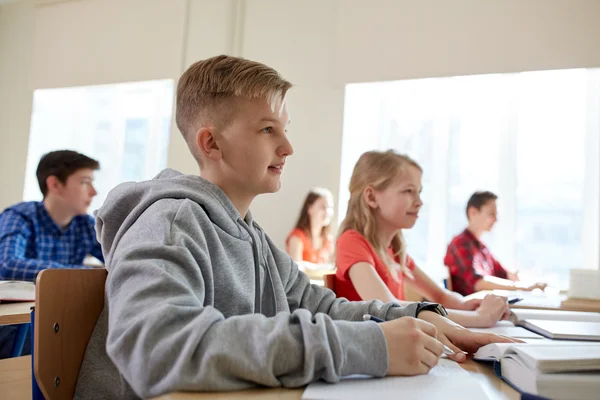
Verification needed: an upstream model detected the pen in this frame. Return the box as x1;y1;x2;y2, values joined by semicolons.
362;314;456;356
508;297;524;305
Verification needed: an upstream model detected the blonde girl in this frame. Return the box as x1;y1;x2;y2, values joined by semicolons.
335;150;509;328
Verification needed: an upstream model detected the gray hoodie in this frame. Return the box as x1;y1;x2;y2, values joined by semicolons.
74;169;422;399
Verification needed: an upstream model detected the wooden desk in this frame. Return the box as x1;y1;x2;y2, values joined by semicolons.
0;302;34;325
0;356;518;400
559;297;600;313
0;355;31;400
153;359;519;400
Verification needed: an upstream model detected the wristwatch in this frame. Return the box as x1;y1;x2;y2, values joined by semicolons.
415;302;449;317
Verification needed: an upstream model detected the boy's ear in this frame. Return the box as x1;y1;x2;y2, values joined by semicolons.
363;186;378;209
196;127;222;161
467;206;477;220
46;175;63;195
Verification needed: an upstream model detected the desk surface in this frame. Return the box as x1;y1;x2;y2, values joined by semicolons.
0;302;34;325
153;359;519;400
1;356;517;400
0;355;31;400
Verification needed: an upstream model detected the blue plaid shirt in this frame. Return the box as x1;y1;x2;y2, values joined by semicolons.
0;201;104;282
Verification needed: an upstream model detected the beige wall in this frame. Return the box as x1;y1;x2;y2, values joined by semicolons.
1;0;599;248
0;0;34;210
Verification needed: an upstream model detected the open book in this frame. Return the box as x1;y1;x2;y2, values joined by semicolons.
473;343;600;400
0;280;35;302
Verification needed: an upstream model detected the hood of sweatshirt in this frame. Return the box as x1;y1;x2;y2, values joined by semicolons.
95;168;255;267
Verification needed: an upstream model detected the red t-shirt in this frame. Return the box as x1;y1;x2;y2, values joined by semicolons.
335;229;416;301
286;228;332;264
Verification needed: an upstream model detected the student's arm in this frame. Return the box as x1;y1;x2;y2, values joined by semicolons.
0;211;84;281
105;205;433;398
346;262;508;328
411;266;512;325
273;245;516;355
408;265;466;309
474;275;546;292
286;235;304;262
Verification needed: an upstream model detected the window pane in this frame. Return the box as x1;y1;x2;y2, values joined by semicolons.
515;70;588;286
23;80;174;213
340;68;599;289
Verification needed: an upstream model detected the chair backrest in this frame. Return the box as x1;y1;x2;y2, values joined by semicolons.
34;268;107;400
324;272;336;294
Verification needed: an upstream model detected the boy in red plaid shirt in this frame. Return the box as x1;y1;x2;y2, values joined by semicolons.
444;191;546;296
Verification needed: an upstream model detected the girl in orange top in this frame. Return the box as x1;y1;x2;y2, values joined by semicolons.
335;150;510;328
286;188;335;277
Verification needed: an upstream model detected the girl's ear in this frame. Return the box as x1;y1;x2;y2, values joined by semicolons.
363;186;378;209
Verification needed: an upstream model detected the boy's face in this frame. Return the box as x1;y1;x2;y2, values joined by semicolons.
470;200;498;232
214;97;293;199
49;168;98;216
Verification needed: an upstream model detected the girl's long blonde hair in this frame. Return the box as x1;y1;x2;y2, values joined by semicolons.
338;150;422;278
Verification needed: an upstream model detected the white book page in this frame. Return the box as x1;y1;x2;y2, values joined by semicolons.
512;309;600;323
302;359;489;400
474;341;600;361
470;326;544;339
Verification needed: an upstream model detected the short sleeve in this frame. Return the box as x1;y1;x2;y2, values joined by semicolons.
492;258;508;279
286;228;307;246
335;230;376;279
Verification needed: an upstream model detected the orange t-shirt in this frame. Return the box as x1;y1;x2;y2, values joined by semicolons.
286;228;332;264
335;229;416;301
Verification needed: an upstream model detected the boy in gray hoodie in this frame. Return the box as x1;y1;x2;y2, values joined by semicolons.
75;55;513;399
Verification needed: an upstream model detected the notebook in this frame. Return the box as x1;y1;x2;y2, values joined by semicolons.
0;280;35;302
518;320;600;341
473;343;600;400
495;308;600;341
510;308;600;324
302;359;489;400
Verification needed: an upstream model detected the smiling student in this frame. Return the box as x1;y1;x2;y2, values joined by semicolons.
74;56;514;399
286;188;335;278
335;150;510;328
444;191;547;296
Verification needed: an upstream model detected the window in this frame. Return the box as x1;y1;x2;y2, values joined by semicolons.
339;69;600;288
23;79;174;213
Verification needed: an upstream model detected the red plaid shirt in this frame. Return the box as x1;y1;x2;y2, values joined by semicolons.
444;229;508;296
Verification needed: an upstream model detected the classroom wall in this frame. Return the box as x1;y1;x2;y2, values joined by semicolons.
1;0;599;250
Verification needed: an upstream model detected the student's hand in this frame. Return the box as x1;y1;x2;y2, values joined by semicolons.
417;311;521;363
523;282;547;291
461;297;482;311
473;294;511;327
379;317;444;376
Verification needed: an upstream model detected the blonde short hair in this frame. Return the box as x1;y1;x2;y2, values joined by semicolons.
176;55;292;161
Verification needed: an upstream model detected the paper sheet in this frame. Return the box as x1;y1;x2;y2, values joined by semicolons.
302;359;489;400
